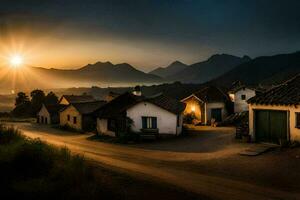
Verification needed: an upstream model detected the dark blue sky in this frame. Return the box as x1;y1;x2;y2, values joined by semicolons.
0;0;299;71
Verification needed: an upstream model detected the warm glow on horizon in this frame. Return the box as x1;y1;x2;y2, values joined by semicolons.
9;55;23;68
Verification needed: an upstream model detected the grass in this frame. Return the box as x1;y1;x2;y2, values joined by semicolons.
0;125;111;199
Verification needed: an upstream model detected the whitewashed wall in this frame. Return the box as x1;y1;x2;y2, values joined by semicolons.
234;88;256;113
126;102;180;135
249;104;300;142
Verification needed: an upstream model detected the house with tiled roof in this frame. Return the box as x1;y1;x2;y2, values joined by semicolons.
228;81;264;113
181;86;230;124
37;104;66;124
58;94;95;105
95;91;186;137
59;101;106;131
248;74;300;144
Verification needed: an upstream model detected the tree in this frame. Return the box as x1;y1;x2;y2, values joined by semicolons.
45;91;58;105
15;92;30;106
30;89;45;114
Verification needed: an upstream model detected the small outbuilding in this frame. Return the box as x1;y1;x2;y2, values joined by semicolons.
248;75;300;144
95;92;186;137
59;101;106;131
37;104;66;124
181;86;230;124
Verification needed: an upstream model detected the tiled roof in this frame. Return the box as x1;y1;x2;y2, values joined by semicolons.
45;104;66;115
248;74;300;105
192;86;229;103
95;92;185;118
95;92;142;118
146;93;186;114
61;95;95;104
67;101;107;115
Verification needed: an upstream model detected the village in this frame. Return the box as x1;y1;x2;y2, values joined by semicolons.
0;1;299;199
3;74;300;199
32;76;300;147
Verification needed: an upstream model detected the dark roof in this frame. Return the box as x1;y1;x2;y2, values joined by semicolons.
95;92;142;118
65;101;107;115
229;85;259;93
95;92;185;118
190;86;229;103
45;104;66;115
248;74;300;105
60;95;95;104
145;93;186;114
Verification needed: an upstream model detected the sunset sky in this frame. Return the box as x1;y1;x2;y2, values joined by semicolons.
0;0;299;71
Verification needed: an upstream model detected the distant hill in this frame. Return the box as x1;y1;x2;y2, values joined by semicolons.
0;62;163;93
33;61;162;84
149;61;188;78
210;51;300;88
167;54;251;83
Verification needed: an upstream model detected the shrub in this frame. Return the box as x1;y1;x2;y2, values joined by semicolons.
0;125;24;144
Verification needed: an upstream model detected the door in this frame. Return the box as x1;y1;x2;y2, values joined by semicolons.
211;108;222;122
255;110;288;144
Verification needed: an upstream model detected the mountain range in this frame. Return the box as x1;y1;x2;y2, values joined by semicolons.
0;51;299;94
150;54;251;83
210;51;300;87
149;61;188;78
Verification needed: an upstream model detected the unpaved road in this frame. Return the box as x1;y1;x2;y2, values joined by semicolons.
8;123;300;200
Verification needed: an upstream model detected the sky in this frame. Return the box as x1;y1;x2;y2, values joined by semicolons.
0;0;299;72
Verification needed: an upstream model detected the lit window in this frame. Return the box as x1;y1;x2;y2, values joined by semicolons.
142;117;157;129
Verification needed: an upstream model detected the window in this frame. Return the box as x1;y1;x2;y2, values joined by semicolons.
73;117;77;124
67;115;70;121
296;113;300;128
45;117;48;124
142;117;157;129
241;94;246;100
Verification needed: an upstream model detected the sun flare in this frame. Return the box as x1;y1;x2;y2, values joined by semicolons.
10;55;23;68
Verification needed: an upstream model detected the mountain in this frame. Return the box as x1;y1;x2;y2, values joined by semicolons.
210;51;300;88
149;61;188;78
0;62;163;93
167;54;251;83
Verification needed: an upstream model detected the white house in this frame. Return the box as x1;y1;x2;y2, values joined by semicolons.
181;86;230;124
95;92;186;137
248;75;300;144
229;86;257;113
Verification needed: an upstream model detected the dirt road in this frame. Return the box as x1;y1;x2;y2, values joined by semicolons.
9;123;300;200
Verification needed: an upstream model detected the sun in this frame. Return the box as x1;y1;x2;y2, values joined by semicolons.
10;55;23;68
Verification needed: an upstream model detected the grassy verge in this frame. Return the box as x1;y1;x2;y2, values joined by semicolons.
0;125;107;199
0;125;203;200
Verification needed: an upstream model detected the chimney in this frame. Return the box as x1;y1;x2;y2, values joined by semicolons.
132;85;142;96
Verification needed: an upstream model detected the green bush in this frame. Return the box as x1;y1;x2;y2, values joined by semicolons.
0;124;108;199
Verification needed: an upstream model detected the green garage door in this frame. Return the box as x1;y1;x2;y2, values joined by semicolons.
255;110;288;144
